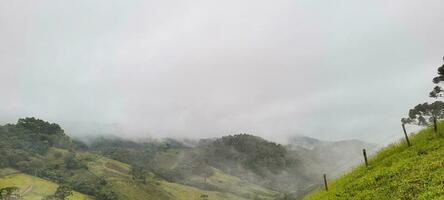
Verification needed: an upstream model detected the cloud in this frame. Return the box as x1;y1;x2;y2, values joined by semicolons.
0;0;443;143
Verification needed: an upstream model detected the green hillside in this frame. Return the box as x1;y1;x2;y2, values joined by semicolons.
0;169;91;200
81;153;263;200
304;125;444;200
1;117;374;200
0;148;274;200
0;118;285;199
151;148;279;199
89;134;307;199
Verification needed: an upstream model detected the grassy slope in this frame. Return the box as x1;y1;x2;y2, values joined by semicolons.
188;169;278;199
1;147;277;200
83;153;261;200
153;149;278;199
304;125;444;200
0;169;91;200
84;154;173;200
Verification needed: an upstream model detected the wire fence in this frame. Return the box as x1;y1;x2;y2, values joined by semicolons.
314;122;431;192
323;131;402;178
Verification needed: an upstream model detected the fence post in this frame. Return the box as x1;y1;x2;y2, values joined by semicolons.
433;117;438;133
402;123;411;147
363;149;368;167
323;174;328;191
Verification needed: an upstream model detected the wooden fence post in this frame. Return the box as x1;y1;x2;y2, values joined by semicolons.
323;174;328;191
402;123;411;147
363;149;368;167
433;117;438;133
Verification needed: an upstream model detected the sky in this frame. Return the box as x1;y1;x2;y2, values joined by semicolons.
1;0;443;143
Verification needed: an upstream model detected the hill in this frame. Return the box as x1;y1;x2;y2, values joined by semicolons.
0;118;278;200
88;134;287;199
82;152;264;200
304;124;444;200
0;117;374;200
0;168;91;200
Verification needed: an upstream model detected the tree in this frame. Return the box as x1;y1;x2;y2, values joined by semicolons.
43;185;73;200
200;194;209;200
96;189;118;200
54;185;73;199
0;187;22;200
402;101;444;126
181;156;214;181
430;57;444;98
16;117;64;136
429;86;442;98
130;165;147;184
403;56;444;125
64;152;86;170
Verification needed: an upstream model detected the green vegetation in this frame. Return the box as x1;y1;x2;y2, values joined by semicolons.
304;125;444;200
403;57;444;126
0;117;368;199
0;186;21;200
187;169;278;199
199;134;313;193
43;185;73;200
88;134;308;198
0;172;90;200
207;134;297;174
159;181;246;200
0;118;131;199
82;154;269;200
402;101;444;125
430;57;444;98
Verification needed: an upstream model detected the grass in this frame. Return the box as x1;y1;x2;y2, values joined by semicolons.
0;173;91;200
153;149;278;199
188;169;278;199
304;124;444;200
153;149;183;169
0;146;283;200
83;152;272;200
75;153;176;199
159;180;247;200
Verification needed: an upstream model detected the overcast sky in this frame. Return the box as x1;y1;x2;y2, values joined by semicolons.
1;0;443;143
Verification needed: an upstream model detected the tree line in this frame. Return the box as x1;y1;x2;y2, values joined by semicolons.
402;57;444;125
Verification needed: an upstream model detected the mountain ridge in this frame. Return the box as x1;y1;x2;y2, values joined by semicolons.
0;117;376;200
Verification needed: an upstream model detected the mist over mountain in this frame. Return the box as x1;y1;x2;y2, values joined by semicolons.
0;118;376;199
287;136;377;178
1;1;443;199
1;1;443;144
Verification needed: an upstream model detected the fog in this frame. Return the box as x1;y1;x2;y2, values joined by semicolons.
1;0;443;143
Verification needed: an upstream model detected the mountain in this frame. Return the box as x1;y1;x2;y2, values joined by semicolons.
88;134;307;199
304;124;444;199
287;136;377;178
287;136;323;150
0;117;377;200
0;118;279;200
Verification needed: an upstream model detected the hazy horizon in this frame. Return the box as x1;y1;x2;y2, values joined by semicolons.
1;0;444;144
